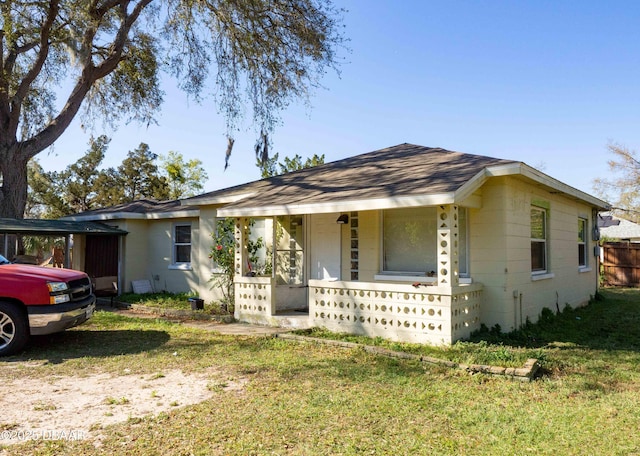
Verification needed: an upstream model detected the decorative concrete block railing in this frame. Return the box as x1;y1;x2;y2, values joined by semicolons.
234;276;275;324
450;285;483;341
308;280;482;345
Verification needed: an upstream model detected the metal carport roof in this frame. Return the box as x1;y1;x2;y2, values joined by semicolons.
0;218;128;236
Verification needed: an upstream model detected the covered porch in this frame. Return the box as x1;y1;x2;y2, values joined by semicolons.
228;204;482;345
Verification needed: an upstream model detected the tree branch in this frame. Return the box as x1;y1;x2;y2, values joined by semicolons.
19;0;153;160
12;0;60;114
93;0;153;79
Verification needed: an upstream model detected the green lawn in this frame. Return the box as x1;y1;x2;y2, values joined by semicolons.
3;288;640;455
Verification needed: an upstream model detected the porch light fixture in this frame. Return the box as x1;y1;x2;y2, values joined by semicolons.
336;214;349;224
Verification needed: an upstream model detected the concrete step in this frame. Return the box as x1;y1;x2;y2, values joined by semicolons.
272;312;311;330
238;311;311;330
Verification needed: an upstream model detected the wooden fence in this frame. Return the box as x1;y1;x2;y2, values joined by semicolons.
601;242;640;287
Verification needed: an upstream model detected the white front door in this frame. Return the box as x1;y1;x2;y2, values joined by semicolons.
310;213;341;281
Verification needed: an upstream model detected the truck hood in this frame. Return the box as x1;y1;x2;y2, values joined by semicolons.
0;264;87;281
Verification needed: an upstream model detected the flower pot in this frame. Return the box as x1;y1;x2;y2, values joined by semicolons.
188;298;204;310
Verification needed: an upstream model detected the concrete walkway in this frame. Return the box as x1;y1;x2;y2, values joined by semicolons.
181;320;294;336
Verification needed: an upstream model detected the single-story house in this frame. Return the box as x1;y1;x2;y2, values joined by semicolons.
65;144;610;345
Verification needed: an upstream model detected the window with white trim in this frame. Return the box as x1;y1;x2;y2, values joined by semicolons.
382;207;469;277
173;223;191;265
531;207;548;273
383;207;437;274
578;217;587;267
276;215;304;285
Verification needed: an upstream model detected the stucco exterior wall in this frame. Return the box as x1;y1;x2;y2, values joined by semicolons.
469;179;512;329
470;176;598;332
117;219;150;293
144;217;199;295
114;217;209;297
196;208;225;304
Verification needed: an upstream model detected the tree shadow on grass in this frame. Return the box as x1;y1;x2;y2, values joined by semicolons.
5;329;171;364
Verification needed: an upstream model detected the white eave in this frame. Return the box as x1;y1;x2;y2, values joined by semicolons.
216;192;458;217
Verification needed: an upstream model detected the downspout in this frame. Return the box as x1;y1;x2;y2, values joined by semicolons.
513;290;518;329
513;290;523;329
520;293;523;327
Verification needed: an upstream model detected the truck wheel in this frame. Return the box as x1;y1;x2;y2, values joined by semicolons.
0;302;29;356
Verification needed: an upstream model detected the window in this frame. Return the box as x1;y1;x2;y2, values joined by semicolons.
381;207;469;278
531;207;547;273
173;224;191;265
383;207;437;274
248;218;272;275
275;215;304;285
578;217;587;267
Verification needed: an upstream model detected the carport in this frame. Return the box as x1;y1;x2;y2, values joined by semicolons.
0;218;127;271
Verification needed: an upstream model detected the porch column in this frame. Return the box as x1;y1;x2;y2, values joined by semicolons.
437;205;460;288
233;217;251;278
64;234;71;269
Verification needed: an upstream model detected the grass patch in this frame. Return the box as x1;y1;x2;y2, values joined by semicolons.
117;291;231;316
4;288;640;455
32;401;57;411
104;397;130;406
117;291;197;311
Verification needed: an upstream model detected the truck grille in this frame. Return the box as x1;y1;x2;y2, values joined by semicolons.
68;277;93;302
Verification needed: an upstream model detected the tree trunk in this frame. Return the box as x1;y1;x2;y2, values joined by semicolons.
0;149;29;219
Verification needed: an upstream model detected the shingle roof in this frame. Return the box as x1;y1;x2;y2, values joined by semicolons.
188;144;518;213
599;212;640;240
72;198;183;216
65;143;609;221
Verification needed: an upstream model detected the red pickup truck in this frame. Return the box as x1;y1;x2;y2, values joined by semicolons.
0;254;96;356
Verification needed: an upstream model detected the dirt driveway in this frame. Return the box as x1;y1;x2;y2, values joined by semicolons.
0;366;246;447
0;307;274;448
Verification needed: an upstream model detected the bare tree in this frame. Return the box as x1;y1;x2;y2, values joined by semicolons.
593;142;640;221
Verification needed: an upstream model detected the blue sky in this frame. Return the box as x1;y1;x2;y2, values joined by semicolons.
40;1;640;197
